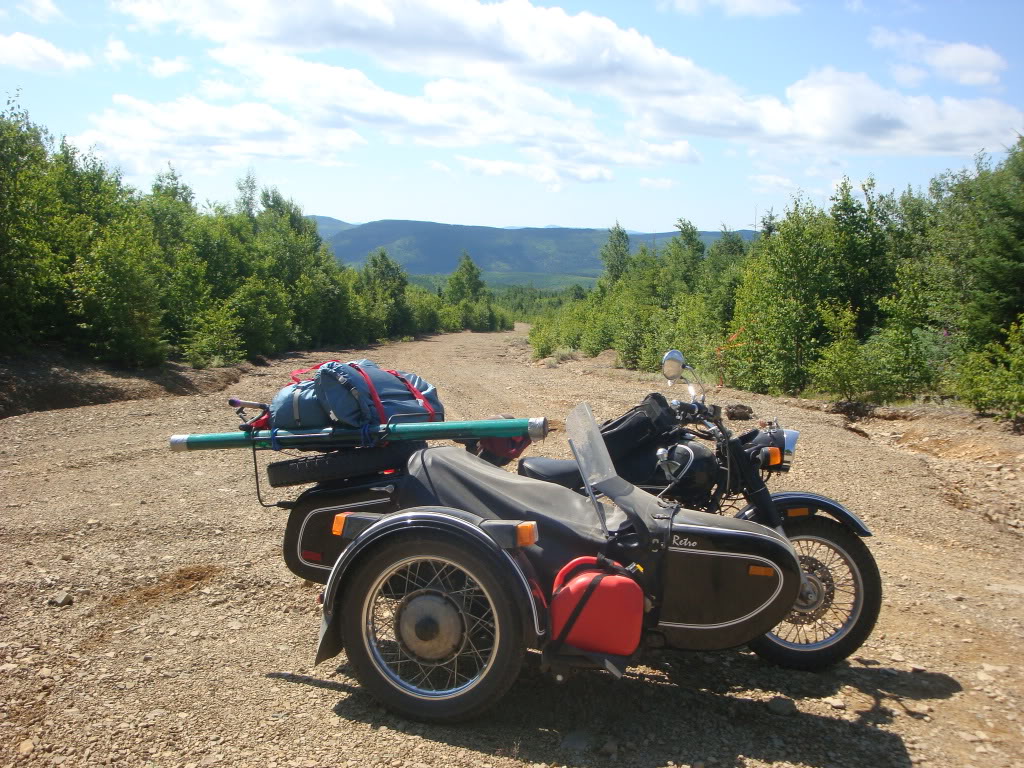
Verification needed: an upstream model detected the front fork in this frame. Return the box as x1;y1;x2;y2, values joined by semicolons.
729;436;811;596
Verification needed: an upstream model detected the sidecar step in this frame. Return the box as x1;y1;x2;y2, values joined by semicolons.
266;442;426;487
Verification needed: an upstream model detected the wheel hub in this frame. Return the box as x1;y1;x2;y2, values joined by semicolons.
395;590;463;661
788;555;836;624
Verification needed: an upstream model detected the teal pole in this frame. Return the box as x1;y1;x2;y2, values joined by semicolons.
169;417;548;452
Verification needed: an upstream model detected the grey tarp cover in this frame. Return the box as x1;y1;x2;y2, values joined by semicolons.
401;446;628;589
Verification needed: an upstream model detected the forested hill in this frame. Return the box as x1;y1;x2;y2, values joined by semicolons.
314;217;755;275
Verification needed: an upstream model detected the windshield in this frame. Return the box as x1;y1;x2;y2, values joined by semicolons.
566;402;617;488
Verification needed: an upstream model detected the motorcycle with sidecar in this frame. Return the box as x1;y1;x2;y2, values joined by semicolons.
170;353;881;722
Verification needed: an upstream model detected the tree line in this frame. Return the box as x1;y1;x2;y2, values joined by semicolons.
0;101;510;369
529;139;1024;425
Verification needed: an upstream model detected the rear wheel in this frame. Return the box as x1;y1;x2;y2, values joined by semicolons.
748;515;881;670
341;533;524;722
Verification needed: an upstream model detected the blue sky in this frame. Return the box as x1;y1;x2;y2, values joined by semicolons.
2;0;1021;231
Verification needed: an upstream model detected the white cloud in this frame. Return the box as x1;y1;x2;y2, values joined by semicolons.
0;32;90;71
890;64;926;88
149;56;189;77
108;1;1022;162
664;0;799;14
640;177;676;190
428;160;452;174
198;79;244;100
104;38;133;67
18;0;62;23
458;156;563;190
750;174;796;194
843;0;865;10
870;27;1007;86
72;94;365;179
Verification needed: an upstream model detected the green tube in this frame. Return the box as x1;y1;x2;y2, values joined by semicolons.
169;417;548;452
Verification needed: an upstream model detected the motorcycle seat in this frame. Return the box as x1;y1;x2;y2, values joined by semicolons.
516;456;581;488
403;447;626;588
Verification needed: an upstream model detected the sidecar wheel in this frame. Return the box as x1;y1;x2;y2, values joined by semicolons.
341;533;524;722
748;516;881;671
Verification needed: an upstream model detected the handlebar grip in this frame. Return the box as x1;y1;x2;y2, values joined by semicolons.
228;398;269;410
677;402;701;416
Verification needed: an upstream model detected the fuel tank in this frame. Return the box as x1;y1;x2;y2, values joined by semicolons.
658;508;801;650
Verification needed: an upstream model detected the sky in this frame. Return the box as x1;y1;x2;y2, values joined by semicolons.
2;0;1022;232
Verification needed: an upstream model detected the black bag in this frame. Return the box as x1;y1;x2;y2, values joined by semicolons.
599;392;677;461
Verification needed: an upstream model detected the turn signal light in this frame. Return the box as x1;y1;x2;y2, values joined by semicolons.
331;512;349;537
767;447;782;466
515;521;539;548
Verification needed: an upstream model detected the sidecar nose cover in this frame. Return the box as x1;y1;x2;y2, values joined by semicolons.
403;447;627;587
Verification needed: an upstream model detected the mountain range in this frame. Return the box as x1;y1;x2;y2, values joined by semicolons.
311;216;756;277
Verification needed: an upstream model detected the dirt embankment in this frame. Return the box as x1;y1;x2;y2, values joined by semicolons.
1;326;1022;768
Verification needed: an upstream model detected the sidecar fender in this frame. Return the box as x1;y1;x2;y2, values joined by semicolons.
736;492;872;537
315;507;545;665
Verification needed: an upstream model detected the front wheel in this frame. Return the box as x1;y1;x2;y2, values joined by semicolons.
341;533;525;722
748;515;881;670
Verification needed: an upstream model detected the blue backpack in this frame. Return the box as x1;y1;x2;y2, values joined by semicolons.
270;359;444;432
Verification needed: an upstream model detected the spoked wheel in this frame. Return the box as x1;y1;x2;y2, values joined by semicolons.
748;515;881;670
342;534;524;722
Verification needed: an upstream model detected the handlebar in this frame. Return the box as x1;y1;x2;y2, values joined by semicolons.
228;398;269;410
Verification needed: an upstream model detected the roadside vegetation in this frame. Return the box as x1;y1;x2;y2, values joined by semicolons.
529;139;1024;426
0;101;510;370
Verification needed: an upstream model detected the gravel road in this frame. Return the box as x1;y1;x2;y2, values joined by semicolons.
1;326;1022;768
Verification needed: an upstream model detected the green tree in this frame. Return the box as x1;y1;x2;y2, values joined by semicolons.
599;222;631;285
72;213;167;367
445;251;485;304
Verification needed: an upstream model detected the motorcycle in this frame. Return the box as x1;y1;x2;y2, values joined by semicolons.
302;356;881;722
176;351;880;722
516;350;882;672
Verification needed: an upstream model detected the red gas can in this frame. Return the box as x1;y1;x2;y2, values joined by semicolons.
549;556;643;657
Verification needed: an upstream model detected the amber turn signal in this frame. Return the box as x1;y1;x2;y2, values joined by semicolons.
515;521;538;548
767;446;782;466
331;512;349;537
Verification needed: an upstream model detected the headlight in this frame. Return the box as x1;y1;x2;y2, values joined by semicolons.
780;429;799;471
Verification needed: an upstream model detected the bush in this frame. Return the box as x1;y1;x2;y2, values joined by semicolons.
183;303;244;368
955;314;1024;426
809;304;869;401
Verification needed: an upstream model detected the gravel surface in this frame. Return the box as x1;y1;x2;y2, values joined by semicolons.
2;325;1022;768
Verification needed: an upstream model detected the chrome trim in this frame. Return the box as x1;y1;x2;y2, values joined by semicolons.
528;417;548;440
658;549;784;630
169;435;189;452
782;429;800;468
296;498;392;571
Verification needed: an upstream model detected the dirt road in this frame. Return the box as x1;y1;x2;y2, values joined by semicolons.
2;326;1022;768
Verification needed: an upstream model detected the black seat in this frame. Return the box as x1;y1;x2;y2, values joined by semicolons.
401;447;624;588
517;456;582;488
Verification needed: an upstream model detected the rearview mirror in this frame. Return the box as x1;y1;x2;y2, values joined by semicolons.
661;349;685;383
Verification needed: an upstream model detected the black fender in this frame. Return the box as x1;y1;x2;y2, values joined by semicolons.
315;507;545;665
736;491;873;537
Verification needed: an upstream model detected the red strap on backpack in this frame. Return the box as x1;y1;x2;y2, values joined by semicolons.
289;360;340;384
385;370;437;422
346;363;388;425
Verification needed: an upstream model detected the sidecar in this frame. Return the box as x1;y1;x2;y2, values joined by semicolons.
313;404;803;723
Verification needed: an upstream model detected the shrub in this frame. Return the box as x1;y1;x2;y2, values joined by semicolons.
183;303;244;368
955;314;1024;426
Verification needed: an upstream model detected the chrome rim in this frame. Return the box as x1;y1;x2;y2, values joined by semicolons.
768;534;863;651
361;556;498;700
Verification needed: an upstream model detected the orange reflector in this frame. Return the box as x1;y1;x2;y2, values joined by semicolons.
748;565;774;577
331;512;349;537
516;521;538;548
767;446;782;465
786;507;810;517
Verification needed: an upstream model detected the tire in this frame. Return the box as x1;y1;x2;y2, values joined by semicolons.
266;442;425;487
748;515;881;671
341;533;525;722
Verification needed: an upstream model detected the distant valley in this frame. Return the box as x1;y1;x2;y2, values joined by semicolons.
311;216;756;278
